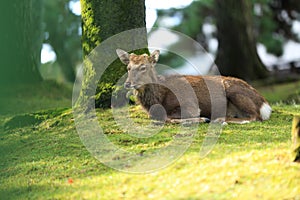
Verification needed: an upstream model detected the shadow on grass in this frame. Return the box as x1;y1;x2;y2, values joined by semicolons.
0;185;51;200
0;80;72;116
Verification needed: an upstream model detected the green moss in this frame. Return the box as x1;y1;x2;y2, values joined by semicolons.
80;0;147;108
4;108;70;129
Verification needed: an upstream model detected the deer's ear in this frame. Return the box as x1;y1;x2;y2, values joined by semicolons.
150;50;160;64
116;49;130;65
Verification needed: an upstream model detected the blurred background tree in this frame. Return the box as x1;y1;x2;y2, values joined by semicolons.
215;0;268;80
43;0;82;82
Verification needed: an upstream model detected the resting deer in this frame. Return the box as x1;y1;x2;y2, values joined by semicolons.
116;49;272;124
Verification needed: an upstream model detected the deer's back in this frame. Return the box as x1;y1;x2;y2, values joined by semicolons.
161;75;214;118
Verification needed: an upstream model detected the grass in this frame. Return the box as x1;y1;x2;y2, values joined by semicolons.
257;80;300;104
0;81;300;199
0;80;72;115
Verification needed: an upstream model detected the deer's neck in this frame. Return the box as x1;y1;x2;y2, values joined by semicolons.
136;83;163;111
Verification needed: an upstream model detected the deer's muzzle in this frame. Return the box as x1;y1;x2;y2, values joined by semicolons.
124;82;132;89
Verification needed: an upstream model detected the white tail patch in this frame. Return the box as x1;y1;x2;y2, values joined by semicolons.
260;103;272;120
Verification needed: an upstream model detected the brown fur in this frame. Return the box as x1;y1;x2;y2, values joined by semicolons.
130;54;149;64
116;49;271;124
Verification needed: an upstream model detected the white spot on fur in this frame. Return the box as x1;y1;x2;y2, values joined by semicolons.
260;103;272;120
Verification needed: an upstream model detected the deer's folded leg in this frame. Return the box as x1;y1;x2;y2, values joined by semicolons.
169;117;210;125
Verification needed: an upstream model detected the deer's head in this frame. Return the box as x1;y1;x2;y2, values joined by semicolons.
116;49;160;90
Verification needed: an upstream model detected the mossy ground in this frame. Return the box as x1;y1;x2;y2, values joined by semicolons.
0;81;300;199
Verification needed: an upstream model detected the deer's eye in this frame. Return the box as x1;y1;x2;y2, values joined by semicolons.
127;66;131;71
140;66;146;71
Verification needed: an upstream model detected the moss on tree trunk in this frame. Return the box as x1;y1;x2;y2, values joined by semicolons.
0;0;44;85
80;0;147;108
215;0;268;81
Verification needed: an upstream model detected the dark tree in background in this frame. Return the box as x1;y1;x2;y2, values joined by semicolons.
80;0;147;108
0;0;44;85
43;0;82;82
215;0;268;80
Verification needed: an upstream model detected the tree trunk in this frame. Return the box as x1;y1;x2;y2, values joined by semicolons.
43;0;81;83
0;0;43;85
292;116;300;162
80;0;147;108
215;0;268;80
54;46;76;83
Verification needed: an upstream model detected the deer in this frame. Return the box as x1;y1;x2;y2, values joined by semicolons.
116;49;272;124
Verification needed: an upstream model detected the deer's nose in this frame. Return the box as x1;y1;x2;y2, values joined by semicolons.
124;82;131;89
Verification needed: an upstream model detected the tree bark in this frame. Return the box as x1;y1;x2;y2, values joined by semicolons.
0;0;43;85
215;0;268;80
80;0;147;108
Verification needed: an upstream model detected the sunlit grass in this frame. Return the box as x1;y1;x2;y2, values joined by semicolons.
1;103;300;199
258;80;300;103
